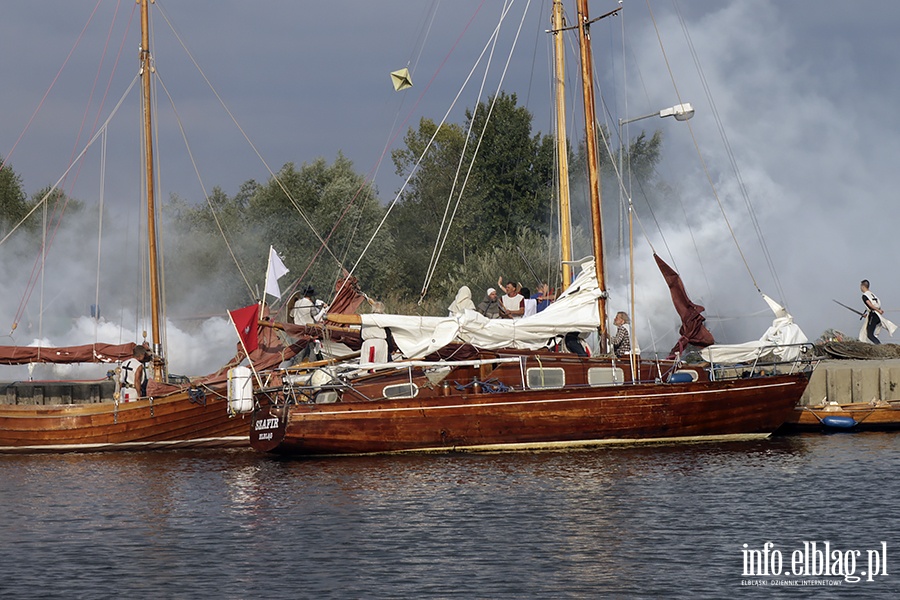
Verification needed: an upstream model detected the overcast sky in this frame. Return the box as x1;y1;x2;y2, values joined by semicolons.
3;0;900;370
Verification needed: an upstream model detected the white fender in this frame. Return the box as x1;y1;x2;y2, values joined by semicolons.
227;366;254;415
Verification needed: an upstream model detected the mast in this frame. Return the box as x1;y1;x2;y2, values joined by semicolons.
139;0;166;381
552;0;573;291
575;0;616;353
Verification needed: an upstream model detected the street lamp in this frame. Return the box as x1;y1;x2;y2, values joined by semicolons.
617;102;695;255
616;102;694;381
616;102;695;248
619;102;695;127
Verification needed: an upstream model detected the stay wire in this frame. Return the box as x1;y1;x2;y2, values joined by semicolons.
420;0;523;301
346;1;510;296
645;0;760;294
671;0;786;305
154;1;343;270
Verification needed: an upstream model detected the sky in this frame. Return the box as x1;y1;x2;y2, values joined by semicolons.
2;0;900;373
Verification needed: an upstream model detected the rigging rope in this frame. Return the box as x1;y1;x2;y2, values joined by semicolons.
95;128;107;343
3;78;140;333
428;0;535;298
420;0;522;302
671;0;786;305
154;3;344;271
344;1;501;293
4;3;136;338
0;0;105;175
645;0;762;295
308;4;488;314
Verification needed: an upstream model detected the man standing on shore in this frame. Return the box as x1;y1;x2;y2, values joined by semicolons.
859;279;897;344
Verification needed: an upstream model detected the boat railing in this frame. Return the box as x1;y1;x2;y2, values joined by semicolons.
258;357;529;404
705;343;819;381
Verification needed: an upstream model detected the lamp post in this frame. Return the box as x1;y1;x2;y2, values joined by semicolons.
617;102;694;220
617;102;694;379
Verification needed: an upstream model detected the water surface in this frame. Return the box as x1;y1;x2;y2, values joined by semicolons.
1;433;897;598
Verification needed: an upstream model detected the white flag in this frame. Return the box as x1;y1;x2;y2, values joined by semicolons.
264;246;289;298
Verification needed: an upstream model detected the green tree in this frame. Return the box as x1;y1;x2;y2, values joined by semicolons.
247;153;393;301
464;92;555;246
389;118;473;297
389;93;555;302
0;159;29;237
163;155;391;313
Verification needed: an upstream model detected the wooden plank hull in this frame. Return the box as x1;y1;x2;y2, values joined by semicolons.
251;373;809;456
782;402;900;431
0;384;248;453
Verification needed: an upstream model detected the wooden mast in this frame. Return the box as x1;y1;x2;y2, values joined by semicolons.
139;0;166;381
575;0;615;353
552;0;573;291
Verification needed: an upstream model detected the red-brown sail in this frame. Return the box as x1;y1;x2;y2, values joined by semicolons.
654;253;715;357
0;342;136;366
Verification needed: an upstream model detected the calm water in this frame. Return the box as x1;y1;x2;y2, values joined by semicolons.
1;433;898;599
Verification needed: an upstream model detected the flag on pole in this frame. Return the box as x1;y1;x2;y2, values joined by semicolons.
264;246;290;298
228;304;259;353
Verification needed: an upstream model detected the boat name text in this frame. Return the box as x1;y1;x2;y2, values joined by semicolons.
254;417;280;431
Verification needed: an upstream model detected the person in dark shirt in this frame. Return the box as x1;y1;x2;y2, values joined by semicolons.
478;288;507;319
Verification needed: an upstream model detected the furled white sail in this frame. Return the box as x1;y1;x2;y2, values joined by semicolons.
700;294;808;364
360;260;604;358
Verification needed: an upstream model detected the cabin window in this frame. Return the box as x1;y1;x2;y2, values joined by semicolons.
383;383;419;399
588;367;625;386
526;367;566;389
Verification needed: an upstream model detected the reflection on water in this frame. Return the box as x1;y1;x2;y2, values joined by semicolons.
1;434;898;598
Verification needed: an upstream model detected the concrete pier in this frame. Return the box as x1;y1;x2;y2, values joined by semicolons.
1;380;117;405
800;359;900;406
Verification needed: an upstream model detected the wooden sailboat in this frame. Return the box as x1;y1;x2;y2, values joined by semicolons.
0;0;248;453
242;1;812;457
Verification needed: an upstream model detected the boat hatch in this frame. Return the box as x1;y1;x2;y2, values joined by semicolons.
383;383;419;399
587;367;625;387
526;367;566;390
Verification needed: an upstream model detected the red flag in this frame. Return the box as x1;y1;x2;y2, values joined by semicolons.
229;304;259;353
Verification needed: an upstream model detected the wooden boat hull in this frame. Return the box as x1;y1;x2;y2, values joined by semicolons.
782;402;900;432
0;384;248;453
251;373;809;456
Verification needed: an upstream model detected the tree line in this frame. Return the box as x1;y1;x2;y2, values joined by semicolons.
0;91;663;318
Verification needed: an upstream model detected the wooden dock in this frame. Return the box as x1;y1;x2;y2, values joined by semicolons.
784;359;900;431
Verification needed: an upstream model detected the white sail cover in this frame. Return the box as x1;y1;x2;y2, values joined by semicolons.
361;260;604;359
699;294;808;364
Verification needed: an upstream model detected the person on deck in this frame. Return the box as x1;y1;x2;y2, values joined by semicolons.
860;279;896;344
499;280;524;318
448;286;476;316
120;345;150;402
533;283;554;312
612;311;632;358
564;331;589;356
477;288;506;319
291;285;321;326
521;287;537;317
